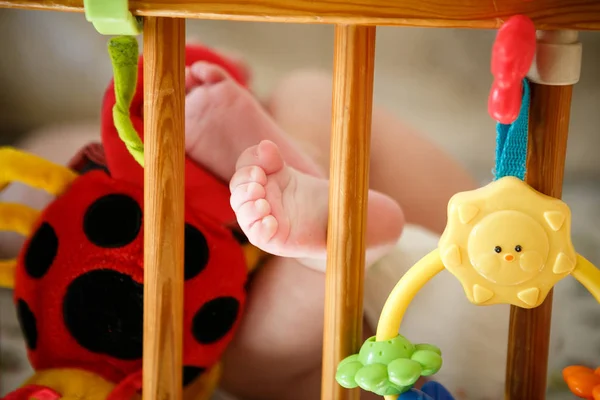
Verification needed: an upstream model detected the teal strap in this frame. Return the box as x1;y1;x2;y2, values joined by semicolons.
494;79;530;181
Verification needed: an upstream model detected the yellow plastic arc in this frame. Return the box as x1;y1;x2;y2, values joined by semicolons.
572;254;600;303
376;249;445;341
374;249;445;400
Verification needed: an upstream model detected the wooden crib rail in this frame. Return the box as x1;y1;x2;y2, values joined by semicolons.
2;0;600;29
323;24;375;400
142;17;186;400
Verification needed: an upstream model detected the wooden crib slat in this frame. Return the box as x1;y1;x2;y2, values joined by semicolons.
143;17;186;400
505;84;573;399
3;0;600;30
322;24;376;400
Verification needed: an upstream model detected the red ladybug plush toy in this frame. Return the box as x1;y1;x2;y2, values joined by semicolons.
3;41;263;399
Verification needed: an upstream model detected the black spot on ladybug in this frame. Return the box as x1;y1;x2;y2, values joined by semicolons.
184;224;209;280
16;299;37;350
192;296;239;344
83;194;142;248
183;366;206;387
24;222;58;279
63;269;143;360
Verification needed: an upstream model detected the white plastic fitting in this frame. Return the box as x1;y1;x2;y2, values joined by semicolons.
527;30;582;85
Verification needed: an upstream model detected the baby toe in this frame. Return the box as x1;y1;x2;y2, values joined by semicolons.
190;61;229;84
255;140;285;175
235;198;272;228
230;182;266;209
235;145;261;170
229;165;268;192
248;215;278;244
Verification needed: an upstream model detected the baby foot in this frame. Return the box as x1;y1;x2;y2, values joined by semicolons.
185;61;229;90
184;62;324;182
230;140;324;258
230;140;405;261
185;38;252;84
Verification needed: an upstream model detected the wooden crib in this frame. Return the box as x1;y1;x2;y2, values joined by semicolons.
1;1;600;399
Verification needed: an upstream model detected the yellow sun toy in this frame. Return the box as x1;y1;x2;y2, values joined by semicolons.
439;175;585;309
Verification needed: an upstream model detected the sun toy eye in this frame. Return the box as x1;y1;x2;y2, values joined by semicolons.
494;246;502;253
515;245;522;252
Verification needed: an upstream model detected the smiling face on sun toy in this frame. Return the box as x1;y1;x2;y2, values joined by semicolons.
438;176;577;308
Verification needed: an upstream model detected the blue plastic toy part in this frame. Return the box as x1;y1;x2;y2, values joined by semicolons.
398;381;455;400
421;381;455;400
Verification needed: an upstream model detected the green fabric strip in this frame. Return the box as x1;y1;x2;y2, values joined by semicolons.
108;36;144;167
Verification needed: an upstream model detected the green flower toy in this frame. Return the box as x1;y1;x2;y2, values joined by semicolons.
336;335;442;396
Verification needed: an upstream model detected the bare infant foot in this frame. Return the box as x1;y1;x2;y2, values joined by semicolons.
184;61;324;182
230;140;405;262
185;38;252;84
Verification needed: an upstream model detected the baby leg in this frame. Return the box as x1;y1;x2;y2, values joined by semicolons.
184;62;324;181
219;256;381;400
185;37;253;85
265;70;477;234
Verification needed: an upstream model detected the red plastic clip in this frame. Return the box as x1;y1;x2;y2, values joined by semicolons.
488;15;536;124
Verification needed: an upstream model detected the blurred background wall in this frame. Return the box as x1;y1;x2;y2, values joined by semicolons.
1;9;600;178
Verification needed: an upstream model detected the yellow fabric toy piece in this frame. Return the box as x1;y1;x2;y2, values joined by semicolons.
20;364;221;400
0;204;40;288
242;242;269;274
372;176;600;400
0;147;78;289
24;368;124;400
183;363;222;400
0;147;78;195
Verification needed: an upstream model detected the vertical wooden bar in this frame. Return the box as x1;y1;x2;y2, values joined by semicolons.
143;17;186;400
505;83;573;399
321;25;376;400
